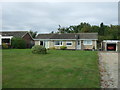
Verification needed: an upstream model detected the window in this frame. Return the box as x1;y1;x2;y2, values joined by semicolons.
83;40;92;45
66;41;72;46
2;39;10;44
54;41;63;46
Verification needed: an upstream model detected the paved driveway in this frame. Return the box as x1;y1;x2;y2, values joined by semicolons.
98;52;118;88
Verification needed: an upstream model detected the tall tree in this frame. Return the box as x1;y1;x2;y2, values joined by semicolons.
99;22;105;36
29;30;37;38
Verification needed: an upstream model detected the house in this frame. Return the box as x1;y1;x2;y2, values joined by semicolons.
101;40;120;51
34;33;98;50
0;31;34;48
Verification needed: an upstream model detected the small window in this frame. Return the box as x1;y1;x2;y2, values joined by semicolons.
66;41;72;46
83;40;92;45
54;41;63;46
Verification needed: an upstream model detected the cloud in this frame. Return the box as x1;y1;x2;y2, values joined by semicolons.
1;2;118;33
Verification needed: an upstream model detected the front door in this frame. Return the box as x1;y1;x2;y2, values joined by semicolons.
77;41;81;50
40;41;43;46
44;41;49;49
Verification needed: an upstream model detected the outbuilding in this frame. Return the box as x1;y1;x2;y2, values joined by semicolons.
101;40;120;51
0;31;34;48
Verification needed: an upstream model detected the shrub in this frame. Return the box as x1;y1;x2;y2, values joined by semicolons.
2;43;8;49
48;47;56;50
60;46;67;50
11;37;26;49
92;46;95;51
32;45;47;54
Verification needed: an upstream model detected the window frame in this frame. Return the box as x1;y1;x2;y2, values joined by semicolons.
66;41;72;46
83;40;92;45
54;41;63;46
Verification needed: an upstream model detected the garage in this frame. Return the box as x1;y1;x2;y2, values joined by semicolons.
107;43;116;51
101;40;120;52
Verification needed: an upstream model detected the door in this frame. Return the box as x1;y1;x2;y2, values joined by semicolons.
77;41;81;49
40;41;43;46
44;41;49;49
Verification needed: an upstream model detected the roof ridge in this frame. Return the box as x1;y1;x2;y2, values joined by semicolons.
37;33;98;35
0;31;28;32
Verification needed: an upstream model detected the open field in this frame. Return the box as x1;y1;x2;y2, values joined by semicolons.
2;49;100;88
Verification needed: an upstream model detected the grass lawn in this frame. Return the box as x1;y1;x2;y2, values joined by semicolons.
2;49;100;88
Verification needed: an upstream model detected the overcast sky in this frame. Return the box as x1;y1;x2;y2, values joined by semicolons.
0;2;118;33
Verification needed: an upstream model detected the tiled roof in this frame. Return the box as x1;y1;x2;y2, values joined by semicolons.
0;31;28;38
35;33;98;39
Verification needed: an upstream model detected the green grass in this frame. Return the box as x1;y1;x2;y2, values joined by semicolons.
2;49;100;88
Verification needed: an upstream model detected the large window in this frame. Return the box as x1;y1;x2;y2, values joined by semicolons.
83;40;92;45
66;41;72;46
54;41;63;46
2;39;10;44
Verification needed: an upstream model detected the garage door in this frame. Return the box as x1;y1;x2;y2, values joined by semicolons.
107;43;116;51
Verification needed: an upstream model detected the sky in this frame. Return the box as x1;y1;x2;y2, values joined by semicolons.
0;2;118;33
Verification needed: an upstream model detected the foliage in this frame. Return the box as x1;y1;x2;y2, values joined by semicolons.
29;30;37;38
11;37;26;49
60;46;67;50
92;46;95;50
50;31;54;34
56;22;119;44
48;47;56;50
2;43;8;49
32;45;47;54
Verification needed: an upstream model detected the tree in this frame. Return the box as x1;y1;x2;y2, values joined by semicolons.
80;26;91;32
55;22;119;42
99;22;105;35
51;31;54;33
11;37;26;49
91;25;99;32
29;30;37;38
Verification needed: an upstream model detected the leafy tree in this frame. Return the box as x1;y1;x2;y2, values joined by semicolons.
99;22;105;35
51;31;54;33
56;22;119;43
29;30;37;38
11;37;26;49
80;26;91;33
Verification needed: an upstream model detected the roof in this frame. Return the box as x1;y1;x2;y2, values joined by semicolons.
103;40;120;43
35;33;98;40
0;31;28;38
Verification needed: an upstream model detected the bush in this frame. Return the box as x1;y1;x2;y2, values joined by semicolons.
2;43;8;49
60;46;67;50
11;37;26;49
48;47;56;50
32;45;47;54
92;46;95;51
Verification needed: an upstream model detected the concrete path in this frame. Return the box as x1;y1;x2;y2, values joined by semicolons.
98;52;118;88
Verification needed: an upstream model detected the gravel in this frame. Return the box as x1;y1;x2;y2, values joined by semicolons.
98;52;118;88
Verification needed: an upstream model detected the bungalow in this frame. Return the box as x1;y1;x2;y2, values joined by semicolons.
0;31;34;48
34;33;98;50
101;40;120;52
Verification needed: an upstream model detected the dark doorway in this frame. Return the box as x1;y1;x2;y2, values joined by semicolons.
40;41;43;46
107;43;116;51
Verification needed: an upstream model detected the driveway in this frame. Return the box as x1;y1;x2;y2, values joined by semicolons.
98;52;118;88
